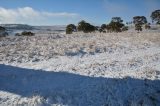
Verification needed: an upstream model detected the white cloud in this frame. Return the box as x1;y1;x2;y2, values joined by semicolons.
0;7;79;25
42;12;78;18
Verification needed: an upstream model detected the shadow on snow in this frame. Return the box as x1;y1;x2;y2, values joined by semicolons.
0;64;160;105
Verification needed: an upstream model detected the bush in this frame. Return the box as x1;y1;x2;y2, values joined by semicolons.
77;20;96;33
122;26;128;31
102;30;106;33
106;17;125;32
15;33;21;36
15;31;35;36
145;23;151;29
66;27;73;34
66;24;76;34
135;24;142;32
98;28;103;33
21;31;35;36
107;22;124;32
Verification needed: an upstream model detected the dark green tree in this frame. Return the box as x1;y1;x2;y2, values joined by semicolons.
151;10;160;24
133;16;147;31
66;24;76;34
107;17;124;32
135;24;142;32
77;20;86;31
77;20;95;33
111;17;123;23
133;16;147;25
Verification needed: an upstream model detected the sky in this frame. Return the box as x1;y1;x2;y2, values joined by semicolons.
0;0;159;25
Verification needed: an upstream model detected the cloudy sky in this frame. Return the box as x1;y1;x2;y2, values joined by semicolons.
0;0;159;25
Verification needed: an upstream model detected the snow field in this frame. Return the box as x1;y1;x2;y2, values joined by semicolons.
0;32;160;106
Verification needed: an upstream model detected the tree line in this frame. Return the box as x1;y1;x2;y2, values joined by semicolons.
66;9;160;34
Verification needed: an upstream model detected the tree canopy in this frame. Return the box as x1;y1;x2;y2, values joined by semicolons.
107;17;125;32
133;16;147;25
66;24;77;34
151;10;160;24
77;20;96;33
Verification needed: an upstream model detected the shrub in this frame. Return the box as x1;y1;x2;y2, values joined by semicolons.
107;22;124;32
15;33;21;36
135;24;142;32
21;31;35;36
99;28;103;33
66;24;76;34
102;30;106;33
106;17;125;32
121;26;129;31
145;23;151;29
77;20;96;33
15;31;35;36
66;27;73;34
77;20;86;31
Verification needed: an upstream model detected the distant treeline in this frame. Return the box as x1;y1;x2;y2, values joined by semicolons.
66;9;160;34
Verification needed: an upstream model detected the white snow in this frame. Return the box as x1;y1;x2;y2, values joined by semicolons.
0;32;160;106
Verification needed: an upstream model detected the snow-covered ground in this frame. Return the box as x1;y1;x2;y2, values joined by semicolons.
0;32;160;106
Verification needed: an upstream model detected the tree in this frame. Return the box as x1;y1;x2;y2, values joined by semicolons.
133;16;147;25
133;16;147;31
151;10;160;24
135;24;142;32
101;24;107;30
106;24;112;32
107;17;124;32
66;27;73;34
77;20;86;31
111;17;123;23
98;24;107;33
77;20;95;33
66;24;76;34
